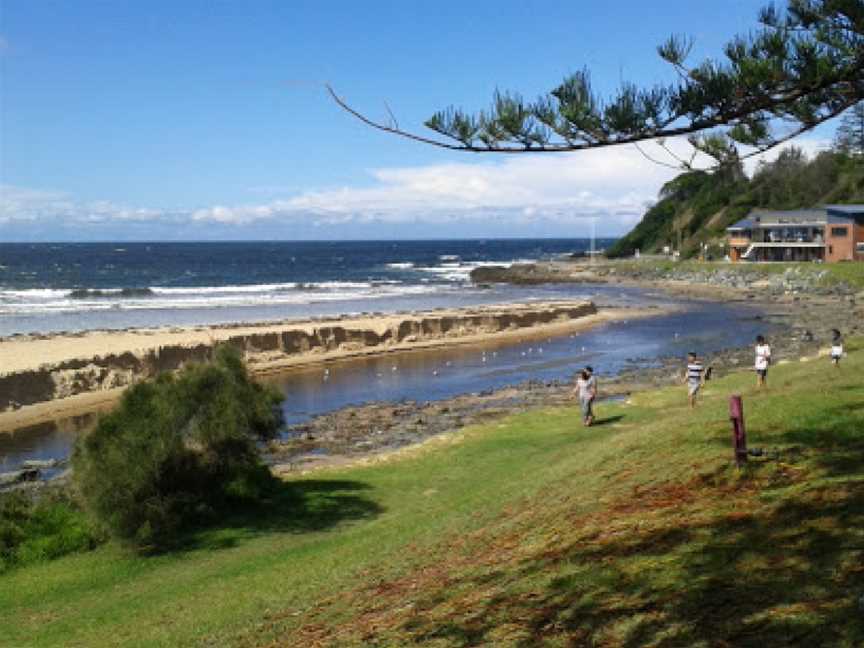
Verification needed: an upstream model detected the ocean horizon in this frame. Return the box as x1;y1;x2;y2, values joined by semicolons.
0;238;616;336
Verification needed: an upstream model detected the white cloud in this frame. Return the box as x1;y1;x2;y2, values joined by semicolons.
249;144;686;227
0;185;168;225
0;136;832;237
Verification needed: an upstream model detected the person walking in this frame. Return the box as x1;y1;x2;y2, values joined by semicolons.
574;366;597;426
685;352;705;409
831;329;844;367
754;335;771;388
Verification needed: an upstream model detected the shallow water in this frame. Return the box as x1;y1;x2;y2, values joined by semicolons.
0;286;773;474
267;296;769;424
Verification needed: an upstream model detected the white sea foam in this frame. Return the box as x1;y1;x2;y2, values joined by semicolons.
385;262;415;269
0;281;452;316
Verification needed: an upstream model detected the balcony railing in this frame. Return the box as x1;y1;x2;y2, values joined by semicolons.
762;236;823;243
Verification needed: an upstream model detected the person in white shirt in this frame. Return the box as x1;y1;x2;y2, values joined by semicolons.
831;329;844;367
684;352;705;409
573;366;597;426
754;335;771;387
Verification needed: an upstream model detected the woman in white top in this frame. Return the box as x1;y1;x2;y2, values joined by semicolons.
754;335;771;387
831;329;843;367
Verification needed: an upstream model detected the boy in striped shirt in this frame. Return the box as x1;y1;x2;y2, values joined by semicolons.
685;352;705;409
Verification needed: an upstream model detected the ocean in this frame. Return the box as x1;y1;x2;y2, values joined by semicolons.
0;239;614;336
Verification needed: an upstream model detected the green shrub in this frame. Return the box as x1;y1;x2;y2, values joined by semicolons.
72;346;284;549
0;490;100;573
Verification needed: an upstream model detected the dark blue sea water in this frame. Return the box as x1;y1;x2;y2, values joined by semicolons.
0;239;614;336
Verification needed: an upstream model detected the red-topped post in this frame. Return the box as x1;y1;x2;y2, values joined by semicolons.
729;395;747;466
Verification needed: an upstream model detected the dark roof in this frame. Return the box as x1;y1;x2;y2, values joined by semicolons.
727;206;864;232
727;209;826;231
824;204;864;215
727;218;756;230
748;209;826;223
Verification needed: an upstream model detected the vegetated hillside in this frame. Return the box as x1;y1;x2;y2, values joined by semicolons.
607;149;864;258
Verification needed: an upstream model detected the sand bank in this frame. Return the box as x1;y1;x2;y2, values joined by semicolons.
0;301;669;432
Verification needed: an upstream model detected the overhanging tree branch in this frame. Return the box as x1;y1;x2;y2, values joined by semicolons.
328;0;864;166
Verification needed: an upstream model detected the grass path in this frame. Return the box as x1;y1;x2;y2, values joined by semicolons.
2;341;863;647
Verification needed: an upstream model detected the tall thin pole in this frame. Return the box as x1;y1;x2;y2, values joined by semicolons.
590;217;596;265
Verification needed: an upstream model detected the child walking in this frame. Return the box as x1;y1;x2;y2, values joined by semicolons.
685;352;705;409
754;335;771;388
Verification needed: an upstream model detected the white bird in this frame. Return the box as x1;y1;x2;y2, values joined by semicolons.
538;347;543;354
432;370;439;376
392;365;398;372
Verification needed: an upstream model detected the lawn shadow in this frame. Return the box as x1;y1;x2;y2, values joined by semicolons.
590;414;625;427
390;467;864;646
167;478;383;553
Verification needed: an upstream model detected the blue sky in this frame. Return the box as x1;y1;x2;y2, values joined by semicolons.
0;0;839;241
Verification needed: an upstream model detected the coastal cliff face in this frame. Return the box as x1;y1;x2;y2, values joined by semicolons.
0;301;597;414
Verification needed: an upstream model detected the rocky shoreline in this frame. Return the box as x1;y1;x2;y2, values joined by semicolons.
472;259;863;297
267;269;861;474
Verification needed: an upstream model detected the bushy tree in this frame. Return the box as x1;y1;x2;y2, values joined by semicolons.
72;346;284;549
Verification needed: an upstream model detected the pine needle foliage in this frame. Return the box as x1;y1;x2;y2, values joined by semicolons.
424;0;863;160
333;1;864;165
72;346;284;549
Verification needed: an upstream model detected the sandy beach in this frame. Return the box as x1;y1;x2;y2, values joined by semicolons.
0;301;668;432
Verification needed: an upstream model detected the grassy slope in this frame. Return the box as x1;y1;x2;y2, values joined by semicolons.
2;341;863;647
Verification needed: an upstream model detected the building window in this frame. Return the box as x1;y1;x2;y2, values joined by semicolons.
830;227;848;237
857;242;864;253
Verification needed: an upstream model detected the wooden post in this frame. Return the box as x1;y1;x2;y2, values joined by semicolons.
729;395;747;466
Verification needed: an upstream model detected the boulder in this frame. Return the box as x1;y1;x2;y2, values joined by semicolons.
0;468;40;487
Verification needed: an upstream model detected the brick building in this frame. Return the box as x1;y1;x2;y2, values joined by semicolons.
726;205;864;263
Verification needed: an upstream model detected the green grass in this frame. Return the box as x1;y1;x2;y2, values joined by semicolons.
2;342;863;647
